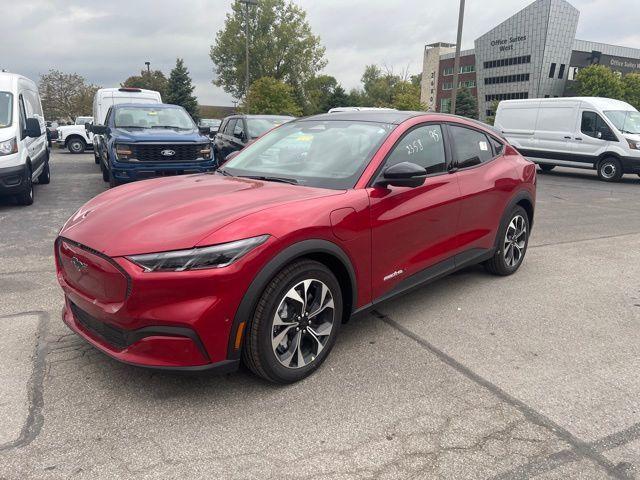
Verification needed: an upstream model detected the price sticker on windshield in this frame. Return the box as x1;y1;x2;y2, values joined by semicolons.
479;141;489;151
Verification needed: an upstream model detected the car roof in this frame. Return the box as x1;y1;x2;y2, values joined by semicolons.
228;114;295;119
302;110;426;125
112;103;182;109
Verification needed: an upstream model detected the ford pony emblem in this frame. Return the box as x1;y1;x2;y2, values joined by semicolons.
161;149;176;157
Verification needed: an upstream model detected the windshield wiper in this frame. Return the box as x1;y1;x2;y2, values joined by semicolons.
241;175;298;185
117;125;144;129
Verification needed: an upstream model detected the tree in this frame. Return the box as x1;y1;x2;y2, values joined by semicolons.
122;69;168;99
210;0;327;102
304;75;337;114
623;73;640;110
165;58;199;121
324;85;349;111
392;81;425;111
39;70;99;122
454;87;478;119
243;77;302;116
574;64;624;99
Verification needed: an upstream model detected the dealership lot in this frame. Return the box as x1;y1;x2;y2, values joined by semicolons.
1;151;640;479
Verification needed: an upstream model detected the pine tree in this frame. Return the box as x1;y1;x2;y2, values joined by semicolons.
166;58;199;121
455;87;478;119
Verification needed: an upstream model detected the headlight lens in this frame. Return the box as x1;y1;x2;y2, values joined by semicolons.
115;144;133;160
126;235;270;272
0;137;18;156
626;139;640;150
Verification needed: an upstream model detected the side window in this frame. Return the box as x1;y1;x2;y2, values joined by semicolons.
218;119;227;135
384;124;446;175
581;111;615;140
234;120;245;138
18;95;28;139
449;125;494;168
104;107;113;125
224;119;237;135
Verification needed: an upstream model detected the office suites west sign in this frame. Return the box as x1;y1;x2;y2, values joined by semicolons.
491;36;528;52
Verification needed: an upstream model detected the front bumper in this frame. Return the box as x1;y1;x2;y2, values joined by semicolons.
0;164;28;195
111;159;217;183
621;156;640;174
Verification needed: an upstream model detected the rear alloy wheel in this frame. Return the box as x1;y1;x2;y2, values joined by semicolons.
597;157;623;182
539;164;555;172
16;167;34;206
485;206;529;276
243;260;342;383
67;138;86;154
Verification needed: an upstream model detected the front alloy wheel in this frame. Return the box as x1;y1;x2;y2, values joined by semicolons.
271;279;335;369
243;259;342;383
485;205;529;276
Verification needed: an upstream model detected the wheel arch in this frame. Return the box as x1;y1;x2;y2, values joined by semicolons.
494;190;535;250
227;239;358;360
65;135;87;147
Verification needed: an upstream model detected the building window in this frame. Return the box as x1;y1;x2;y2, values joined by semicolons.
568;66;579;81
483;55;531;69
549;63;556;78
484;73;530;85
460;65;475;74
442;82;453;90
443;67;453;76
485;92;529;102
558;64;566;79
440;98;451;113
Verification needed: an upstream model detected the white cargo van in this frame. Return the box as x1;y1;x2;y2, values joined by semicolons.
495;97;640;182
0;72;50;205
90;87;161;163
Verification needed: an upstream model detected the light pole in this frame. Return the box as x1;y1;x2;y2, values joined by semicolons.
240;0;257;112
144;61;151;75
450;0;465;115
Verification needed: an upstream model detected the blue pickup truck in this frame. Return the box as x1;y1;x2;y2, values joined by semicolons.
91;103;215;187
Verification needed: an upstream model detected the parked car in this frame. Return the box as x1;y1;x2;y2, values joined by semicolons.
91;87;162;164
199;118;221;139
46;121;59;146
56;110;535;383
90;103;215;187
495;97;640;182
55;116;94;154
0;72;50;206
214;114;294;161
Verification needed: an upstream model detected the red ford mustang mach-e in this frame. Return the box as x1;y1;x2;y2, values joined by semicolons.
55;111;536;383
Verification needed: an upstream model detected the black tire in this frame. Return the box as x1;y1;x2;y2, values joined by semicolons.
16;167;34;206
597;157;623;182
485;205;530;276
539;164;555;172
67;138;86;154
242;259;343;384
37;153;51;184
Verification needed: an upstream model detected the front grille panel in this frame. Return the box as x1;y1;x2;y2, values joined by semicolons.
70;302;128;350
132;143;206;162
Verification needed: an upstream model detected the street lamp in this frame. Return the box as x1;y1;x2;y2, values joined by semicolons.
450;0;465;115
239;0;257;111
144;61;151;75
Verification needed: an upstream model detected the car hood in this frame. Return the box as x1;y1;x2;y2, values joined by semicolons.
60;174;341;257
112;127;209;143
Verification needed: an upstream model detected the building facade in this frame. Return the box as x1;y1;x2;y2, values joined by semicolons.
421;0;640;121
420;43;456;111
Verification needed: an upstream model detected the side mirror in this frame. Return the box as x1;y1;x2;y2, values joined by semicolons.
223;150;240;164
91;125;108;135
597;131;603;139
25;118;42;138
375;162;427;188
199;126;211;135
234;131;245;141
85;122;93;133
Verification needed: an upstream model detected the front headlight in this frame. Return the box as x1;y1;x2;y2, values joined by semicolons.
626;139;640;150
126;235;270;272
0;137;18;156
115;144;133;160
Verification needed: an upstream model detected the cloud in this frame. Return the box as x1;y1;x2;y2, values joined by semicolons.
1;0;638;107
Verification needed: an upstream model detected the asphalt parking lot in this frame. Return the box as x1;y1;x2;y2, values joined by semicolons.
1;151;640;479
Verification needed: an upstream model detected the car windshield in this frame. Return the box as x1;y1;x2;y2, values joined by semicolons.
0;92;12;128
200;119;220;127
114;107;195;130
221;120;394;190
76;116;93;125
604;110;640;135
247;117;293;138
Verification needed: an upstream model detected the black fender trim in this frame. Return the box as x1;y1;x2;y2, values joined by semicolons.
226;239;358;360
493;190;535;250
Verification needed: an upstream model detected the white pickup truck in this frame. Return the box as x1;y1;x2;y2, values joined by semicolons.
55;116;94;154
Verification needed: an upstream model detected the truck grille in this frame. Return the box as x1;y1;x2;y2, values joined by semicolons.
132;143;206;162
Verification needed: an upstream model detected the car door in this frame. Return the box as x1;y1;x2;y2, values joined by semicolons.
572;110;616;162
17;95;36;170
214;119;227;158
221;119;237;159
368;123;462;300
230;119;247;154
532;103;578;158
449;123;517;253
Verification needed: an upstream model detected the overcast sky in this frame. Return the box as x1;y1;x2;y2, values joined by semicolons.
2;0;639;106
